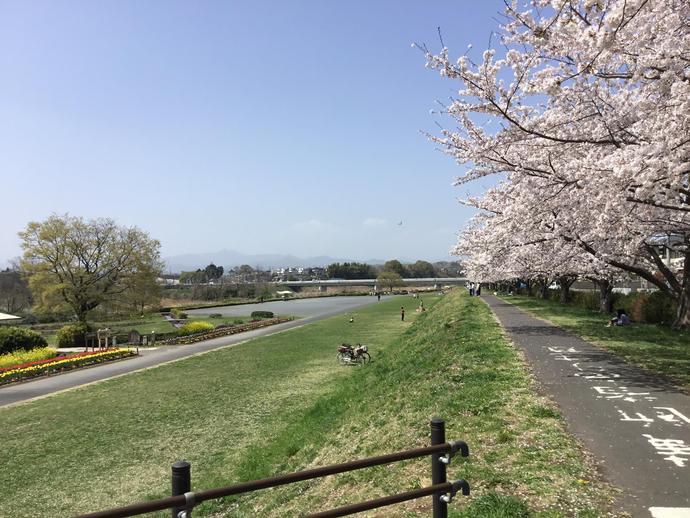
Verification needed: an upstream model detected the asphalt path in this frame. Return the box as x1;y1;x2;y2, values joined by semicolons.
0;295;391;408
483;294;690;518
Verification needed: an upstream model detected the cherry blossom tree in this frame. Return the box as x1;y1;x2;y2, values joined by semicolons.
423;0;690;326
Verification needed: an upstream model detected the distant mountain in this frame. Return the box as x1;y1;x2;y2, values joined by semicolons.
163;249;452;273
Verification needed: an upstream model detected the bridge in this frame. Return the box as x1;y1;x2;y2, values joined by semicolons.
279;278;468;290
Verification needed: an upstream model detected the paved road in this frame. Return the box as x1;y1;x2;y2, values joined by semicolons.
483;295;690;518
185;295;388;318
0;295;390;408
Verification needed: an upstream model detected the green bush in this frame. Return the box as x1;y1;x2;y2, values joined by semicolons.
171;308;187;319
570;290;601;311
641;291;677;325
176;321;214;336
56;324;90;348
0;327;48;354
250;311;274;319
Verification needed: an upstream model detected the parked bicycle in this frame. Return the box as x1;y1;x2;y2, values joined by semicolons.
337;343;371;365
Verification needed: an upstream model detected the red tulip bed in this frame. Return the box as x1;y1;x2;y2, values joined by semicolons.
0;348;137;386
161;317;294;345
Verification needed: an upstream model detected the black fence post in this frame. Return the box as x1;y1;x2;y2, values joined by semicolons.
171;461;191;518
430;418;447;518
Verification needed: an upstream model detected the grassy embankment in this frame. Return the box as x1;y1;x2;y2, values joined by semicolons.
498;294;690;390
0;292;620;517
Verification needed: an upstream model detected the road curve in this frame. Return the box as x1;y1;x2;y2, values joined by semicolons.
0;295;391;408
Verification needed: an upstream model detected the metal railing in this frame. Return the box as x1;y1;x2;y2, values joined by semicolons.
76;418;469;518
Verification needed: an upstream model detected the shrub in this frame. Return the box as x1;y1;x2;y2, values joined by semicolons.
0;347;57;370
233;318;244;325
214;323;233;330
209;313;223;318
250;311;274;319
171;308;187;320
570;290;601;311
56;323;90;348
0;327;48;354
176;321;214;336
642;291;677;325
21;314;38;325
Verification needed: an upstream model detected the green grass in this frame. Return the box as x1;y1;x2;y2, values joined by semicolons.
0;292;621;517
499;295;690;390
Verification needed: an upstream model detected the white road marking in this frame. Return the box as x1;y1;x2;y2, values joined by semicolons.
649;507;690;517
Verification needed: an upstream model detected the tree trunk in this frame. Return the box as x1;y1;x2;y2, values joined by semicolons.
672;247;690;329
559;284;570;304
594;279;613;314
557;276;577;304
673;290;690;329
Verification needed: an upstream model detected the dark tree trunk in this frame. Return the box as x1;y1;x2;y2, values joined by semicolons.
673;291;690;329
672;248;690;329
594;279;614;314
524;279;532;296
557;275;577;304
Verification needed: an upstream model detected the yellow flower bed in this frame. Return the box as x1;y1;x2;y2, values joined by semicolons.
0;348;136;385
0;347;57;370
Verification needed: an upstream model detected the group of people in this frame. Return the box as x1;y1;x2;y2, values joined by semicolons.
467;282;481;296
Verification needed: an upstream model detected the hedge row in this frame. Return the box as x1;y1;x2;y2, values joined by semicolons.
250;311;274;319
160;317;293;345
0;327;48;354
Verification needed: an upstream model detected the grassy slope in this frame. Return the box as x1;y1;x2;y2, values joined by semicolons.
219;291;620;518
498;295;690;390
0;292;620;517
1;296;427;517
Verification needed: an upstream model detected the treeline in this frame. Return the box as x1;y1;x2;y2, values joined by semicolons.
325;259;463;280
179;264;224;284
163;283;272;302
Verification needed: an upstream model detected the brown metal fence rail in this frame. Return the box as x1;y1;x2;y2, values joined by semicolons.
76;418;469;518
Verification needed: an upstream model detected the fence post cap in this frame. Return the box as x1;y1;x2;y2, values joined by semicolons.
172;461;190;470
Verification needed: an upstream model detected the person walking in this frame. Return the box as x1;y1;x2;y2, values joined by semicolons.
401;306;405;321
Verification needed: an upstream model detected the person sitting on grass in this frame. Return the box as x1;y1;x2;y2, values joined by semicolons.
607;308;631;327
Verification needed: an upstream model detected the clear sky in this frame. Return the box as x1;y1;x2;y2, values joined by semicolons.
0;1;505;265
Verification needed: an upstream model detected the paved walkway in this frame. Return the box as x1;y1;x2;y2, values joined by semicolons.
0;295;390;408
483;295;690;518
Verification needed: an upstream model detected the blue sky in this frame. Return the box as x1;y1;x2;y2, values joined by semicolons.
0;1;505;264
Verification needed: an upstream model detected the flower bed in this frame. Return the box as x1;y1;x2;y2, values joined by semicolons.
0;347;57;370
160;317;294;345
0;348;137;385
